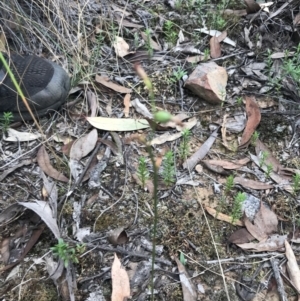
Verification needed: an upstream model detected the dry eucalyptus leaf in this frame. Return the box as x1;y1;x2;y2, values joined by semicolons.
113;36;130;57
87;117;149;131
37;146;69;182
111;254;130;301
19;201;60;239
95;75;132;94
70;129;98;160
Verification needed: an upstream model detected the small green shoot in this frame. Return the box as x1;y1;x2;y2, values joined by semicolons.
259;151;269;168
265;163;273;178
137;156;150;189
203;48;210;61
163;20;178;45
179;129;191;160
251;131;259;146
236;96;243;106
171;67;187;83
144;28;154;57
224;174;234;195
162;151;176;186
292;173;300;195
179;251;186;265
231;192;246;224
51;239;84;268
0;112;13;133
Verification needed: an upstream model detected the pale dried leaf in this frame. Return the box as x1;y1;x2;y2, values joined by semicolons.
237;234;287;252
19;201;60;239
86;91;98;117
131;98;152;118
87;117;149;131
113;36;130;57
70;129;98;160
183;128;219;170
4;128;41;142
111;254;130;301
175;258;197;301
151;132;182;145
123;94;131;117
195;28;236;47
285;240;300;292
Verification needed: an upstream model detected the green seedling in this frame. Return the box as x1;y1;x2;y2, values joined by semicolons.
265;163;273;178
179;129;191;160
203;48;210;61
51;239;84;268
163;20;178;45
171;67;187;83
179;251;186;265
251;131;259;146
236;96;243;106
231;192;246;224
224;174;234;195
0;112;13;133
144;28;154;57
162;150;176;186
137;156;150;189
292;173;300;195
175;0;182;10
259;151;269;168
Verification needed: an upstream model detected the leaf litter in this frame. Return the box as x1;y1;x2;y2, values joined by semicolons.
1;1;300;300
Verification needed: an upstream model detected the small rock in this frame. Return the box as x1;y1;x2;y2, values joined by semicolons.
184;62;228;104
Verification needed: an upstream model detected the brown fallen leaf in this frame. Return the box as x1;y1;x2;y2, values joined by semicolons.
244;202;278;242
217;31;227;43
175;257;197;301
210;36;221;59
250;153;293;194
183;128;219;170
228;228;254;244
255;140;283;174
95;75;132;94
86;91;98;117
244;0;261;14
70;129;98;160
239;96;261;148
237;234;286;252
140;32;162;51
234;177;274;190
202;158;250;170
111;253;130;301
285;240;300;294
123;93;131;117
205;206;243;226
37;146;69;182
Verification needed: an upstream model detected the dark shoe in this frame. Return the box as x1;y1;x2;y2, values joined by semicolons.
0;53;70;121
